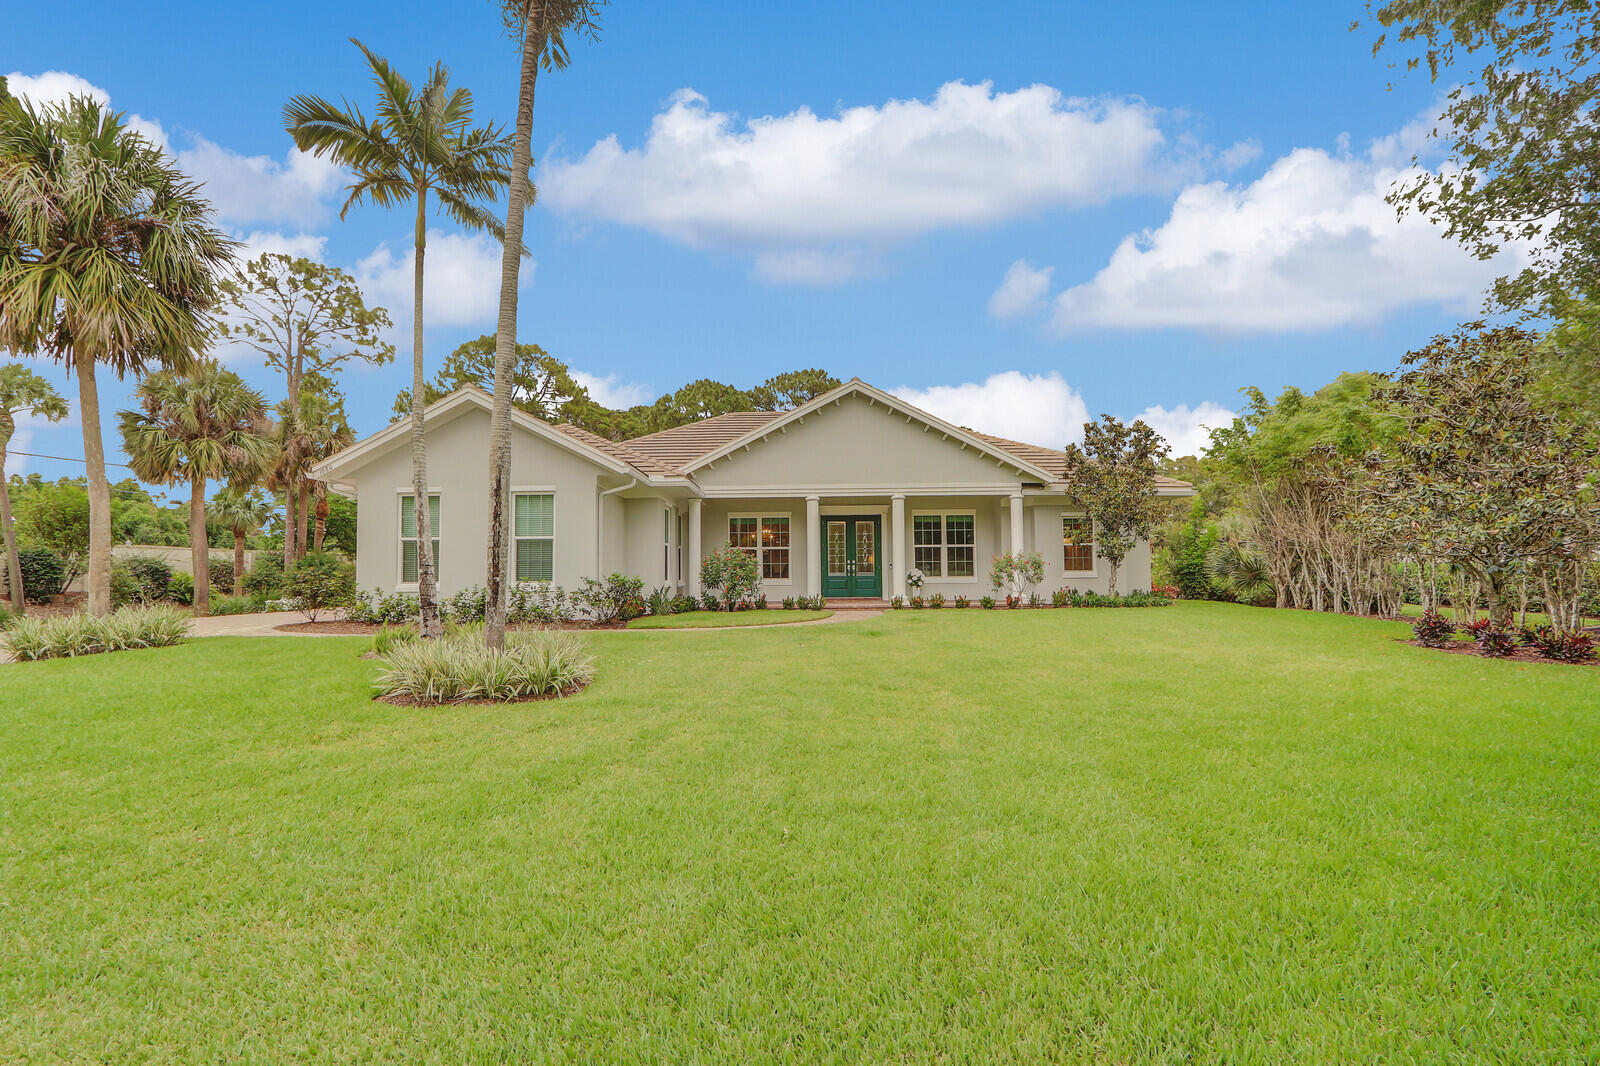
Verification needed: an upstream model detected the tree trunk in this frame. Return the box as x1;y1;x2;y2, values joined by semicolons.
1107;558;1120;596
296;481;311;560
411;188;441;639
484;19;546;651
0;450;25;615
75;348;113;616
283;483;297;570
313;485;327;554
190;469;210;616
232;529;246;596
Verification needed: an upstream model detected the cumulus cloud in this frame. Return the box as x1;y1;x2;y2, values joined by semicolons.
5;69;167;148
989;259;1054;320
543;81;1188;280
571;370;652;409
1039;128;1523;333
892;371;1091;448
1134;400;1235;456
232;230;330;264
3;428;33;475
354;232;528;329
175;137;344;228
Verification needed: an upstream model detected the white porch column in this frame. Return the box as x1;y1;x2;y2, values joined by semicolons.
891;494;907;600
1009;493;1025;556
805;495;821;599
687;497;703;596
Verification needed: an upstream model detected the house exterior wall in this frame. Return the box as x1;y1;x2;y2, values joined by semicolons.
1028;502;1152;595
349;406;609;597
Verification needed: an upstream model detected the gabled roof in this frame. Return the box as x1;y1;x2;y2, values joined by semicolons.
968;430;1193;492
626;412;784;470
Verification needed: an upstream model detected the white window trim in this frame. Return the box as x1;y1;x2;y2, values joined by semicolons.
910;509;980;584
511;487;557;585
1061;511;1098;577
728;510;795;586
396;489;442;590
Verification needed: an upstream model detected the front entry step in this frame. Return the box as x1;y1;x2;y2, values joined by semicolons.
823;598;891;610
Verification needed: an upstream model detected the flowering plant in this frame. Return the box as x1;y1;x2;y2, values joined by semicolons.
905;568;925;590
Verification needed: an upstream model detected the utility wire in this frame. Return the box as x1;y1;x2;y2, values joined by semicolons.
7;449;135;469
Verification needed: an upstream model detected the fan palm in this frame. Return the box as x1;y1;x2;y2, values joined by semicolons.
286;41;513;639
0;95;234;614
210;488;274;596
484;0;606;650
118;362;275;615
0;363;68;613
1206;542;1276;607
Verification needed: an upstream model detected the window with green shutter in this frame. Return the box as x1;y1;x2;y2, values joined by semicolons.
514;493;554;582
400;495;440;584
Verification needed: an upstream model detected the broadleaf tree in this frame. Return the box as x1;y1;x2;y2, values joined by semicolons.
1062;415;1171;594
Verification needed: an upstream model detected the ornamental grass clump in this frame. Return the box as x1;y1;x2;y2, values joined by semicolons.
3;606;190;661
372;628;594;704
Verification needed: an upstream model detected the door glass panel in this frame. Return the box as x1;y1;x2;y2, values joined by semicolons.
854;522;876;577
827;522;848;577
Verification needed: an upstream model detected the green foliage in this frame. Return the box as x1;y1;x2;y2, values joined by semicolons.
1062;415;1169;588
168;572;194;606
0;603;12;629
574;573;646;624
10;479;89;586
441;585;489;624
209;595;264;616
347;588;420;626
1165;498;1221;600
284;552;356;621
645;585;675;618
699;545;762;610
391;334;585;422
368;624;419;657
670;594;699;615
1412;609;1456;649
980;595;996;609
1525;626;1597;664
1205;542;1275;606
113;555;173;605
372;628;594;704
988;551;1045;600
2;605;190;661
242;554;286;598
15;547;64;602
508;582;573;625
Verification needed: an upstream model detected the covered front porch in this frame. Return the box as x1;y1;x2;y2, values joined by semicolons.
683;492;1036;601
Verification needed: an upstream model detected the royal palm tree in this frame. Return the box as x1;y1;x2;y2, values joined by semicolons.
286;41;513;639
211;487;274;596
0;363;68;613
0;95;234;614
484;0;606;650
119;361;275;615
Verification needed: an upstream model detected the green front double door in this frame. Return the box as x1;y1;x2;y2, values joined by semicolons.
820;516;882;599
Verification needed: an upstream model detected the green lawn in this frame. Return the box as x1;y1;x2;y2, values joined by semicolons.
3;603;1597;1062
626;608;832;629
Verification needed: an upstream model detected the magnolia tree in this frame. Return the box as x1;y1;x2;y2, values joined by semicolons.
1062;415;1169;592
700;544;761;610
1357;325;1600;633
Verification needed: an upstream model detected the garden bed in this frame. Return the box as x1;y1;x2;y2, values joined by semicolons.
1405;636;1598;667
277;618;626;634
374;680;591;707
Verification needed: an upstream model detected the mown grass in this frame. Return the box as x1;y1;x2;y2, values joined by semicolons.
626;607;832;629
2;603;1597;1063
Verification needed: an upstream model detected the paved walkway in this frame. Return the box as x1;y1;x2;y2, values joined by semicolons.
188;609;882;638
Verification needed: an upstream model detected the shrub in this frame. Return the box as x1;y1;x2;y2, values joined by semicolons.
928;593;945;609
1477;626;1517;658
953;595;970;609
1527;626;1596;663
575;573;646;624
208;555;236;595
209;595;263;616
3;605;190;661
1027;591;1046;608
0;604;13;630
1412;609;1457;649
441;585;488;624
113;554;173;605
372;628;595;704
508;582;573;625
781;596;796;610
980;595;996;609
348;587;420;626
890;596;904;609
803;595;827;610
1151;584;1180;601
989;551;1045;602
750;593;768;610
369;623;419;657
701;593;721;612
669;594;698;615
168;571;194;605
242;554;286;597
284;552;356;621
646;585;675;617
909;595;924;609
15;547;65;603
699;545;762;610
1051;588;1070;607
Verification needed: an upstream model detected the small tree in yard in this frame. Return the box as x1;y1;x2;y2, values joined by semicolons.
285;551;356;622
700;544;761;610
989;551;1045;605
1062;415;1170;592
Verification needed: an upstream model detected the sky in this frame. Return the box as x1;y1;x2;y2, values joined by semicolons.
4;0;1513;484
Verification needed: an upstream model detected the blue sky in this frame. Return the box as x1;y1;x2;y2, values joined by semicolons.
7;0;1507;483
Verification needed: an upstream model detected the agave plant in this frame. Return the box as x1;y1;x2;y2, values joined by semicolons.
1205;542;1276;606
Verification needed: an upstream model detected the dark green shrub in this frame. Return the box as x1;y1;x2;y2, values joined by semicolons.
699;544;762;610
980;595;996;609
575;573;646;624
209;555;236;595
168;571;194;605
16;547;64;603
646;585;675;617
670;594;698;615
242;554;285;598
115;555;173;605
285;552;356;621
209;595;263;616
890;596;904;609
441;585;488;623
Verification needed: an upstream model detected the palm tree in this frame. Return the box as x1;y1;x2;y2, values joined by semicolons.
286;41;514;639
484;0;607;650
0;95;234;614
119;361;275;615
211;488;274;595
0;363;68;613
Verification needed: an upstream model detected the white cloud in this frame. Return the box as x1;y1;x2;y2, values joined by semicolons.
571;369;652;409
989;259;1054;320
753;247;879;285
4;428;33;475
6;69;167;149
893;371;1091;448
354;232;528;329
176;137;344;228
1134;400;1235;456
543;82;1182;279
1039;127;1524;333
232;230;329;264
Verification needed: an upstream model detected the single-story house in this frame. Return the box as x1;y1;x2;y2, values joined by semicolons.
313;378;1194;602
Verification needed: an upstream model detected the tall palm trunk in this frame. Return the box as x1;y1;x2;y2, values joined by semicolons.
0;452;23;615
190;469;211;615
484;19;546;651
282;321;301;572
313;486;328;553
296;481;311;560
232;527;247;596
283;486;298;569
74;348;113;616
410;187;441;638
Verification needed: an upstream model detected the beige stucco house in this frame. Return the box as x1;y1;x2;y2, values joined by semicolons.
313;378;1194;603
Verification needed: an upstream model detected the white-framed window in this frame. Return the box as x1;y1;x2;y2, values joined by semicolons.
663;506;672;582
911;512;977;579
1063;514;1095;573
400;494;440;585
729;513;791;581
678;513;686;584
514;493;554;582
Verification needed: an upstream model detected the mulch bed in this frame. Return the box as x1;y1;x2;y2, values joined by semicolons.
374;681;590;707
1404;638;1597;667
276;619;623;634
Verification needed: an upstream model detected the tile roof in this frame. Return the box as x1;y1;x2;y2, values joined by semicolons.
550;423;680;477
967;431;1191;489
